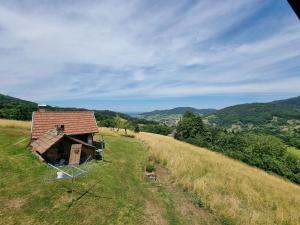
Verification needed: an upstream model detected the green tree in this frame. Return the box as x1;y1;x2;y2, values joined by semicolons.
114;115;124;131
140;124;173;135
134;124;140;133
114;115;131;135
175;112;206;140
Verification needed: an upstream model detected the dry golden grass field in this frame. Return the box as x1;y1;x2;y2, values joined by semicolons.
137;132;300;225
0;119;31;129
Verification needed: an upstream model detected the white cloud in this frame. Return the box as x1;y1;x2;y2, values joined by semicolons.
0;0;299;102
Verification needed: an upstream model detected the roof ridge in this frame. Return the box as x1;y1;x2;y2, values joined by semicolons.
31;110;98;139
35;111;94;113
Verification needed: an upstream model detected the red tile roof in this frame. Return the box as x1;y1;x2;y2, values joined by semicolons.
31;111;98;139
30;129;64;154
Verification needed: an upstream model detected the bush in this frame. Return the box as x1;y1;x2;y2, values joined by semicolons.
134;125;140;133
146;164;155;173
99;118;116;128
140;124;173;135
175;111;206;140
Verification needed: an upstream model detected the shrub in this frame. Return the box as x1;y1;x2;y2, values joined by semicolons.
134;125;140;133
140;124;173;135
146;164;155;173
175;111;206;140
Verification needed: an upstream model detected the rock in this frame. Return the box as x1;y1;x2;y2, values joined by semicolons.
145;171;156;181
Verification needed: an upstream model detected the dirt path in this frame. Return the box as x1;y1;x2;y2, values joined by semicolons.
144;164;221;225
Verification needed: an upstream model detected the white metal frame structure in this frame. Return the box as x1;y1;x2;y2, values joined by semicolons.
44;158;96;204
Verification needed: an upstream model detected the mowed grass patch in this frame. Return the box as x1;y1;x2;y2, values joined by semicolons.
137;132;300;225
0;127;219;225
0;127;149;225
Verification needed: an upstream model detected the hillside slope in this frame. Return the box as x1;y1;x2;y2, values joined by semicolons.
208;96;300;126
206;96;300;148
272;96;300;109
0;93;37;120
137;132;300;225
1;120;300;224
0;123;220;225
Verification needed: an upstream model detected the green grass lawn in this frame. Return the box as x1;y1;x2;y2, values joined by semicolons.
0;127;218;225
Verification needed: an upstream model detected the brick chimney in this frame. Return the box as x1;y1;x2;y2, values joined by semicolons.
38;104;47;112
55;125;65;135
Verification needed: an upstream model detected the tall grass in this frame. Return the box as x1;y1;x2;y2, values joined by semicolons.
0;119;31;129
137;132;300;225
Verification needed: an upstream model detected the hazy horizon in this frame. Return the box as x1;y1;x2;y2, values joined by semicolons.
3;92;296;114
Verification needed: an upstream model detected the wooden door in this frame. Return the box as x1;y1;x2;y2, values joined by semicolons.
69;144;82;165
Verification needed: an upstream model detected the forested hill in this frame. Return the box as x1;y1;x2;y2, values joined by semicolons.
272;96;300;109
0;93;153;124
140;107;216;116
208;96;300;126
206;96;300;148
0;94;37;120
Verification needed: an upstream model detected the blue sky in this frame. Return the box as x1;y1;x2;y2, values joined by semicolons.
0;0;300;112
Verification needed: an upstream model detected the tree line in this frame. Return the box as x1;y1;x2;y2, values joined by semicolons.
99;115;173;136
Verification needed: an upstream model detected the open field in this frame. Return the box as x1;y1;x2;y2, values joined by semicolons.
0;125;219;225
137;132;300;225
0;119;31;129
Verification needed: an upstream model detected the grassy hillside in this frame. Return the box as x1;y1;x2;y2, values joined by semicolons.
137;132;300;225
0;121;219;225
1;120;300;225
